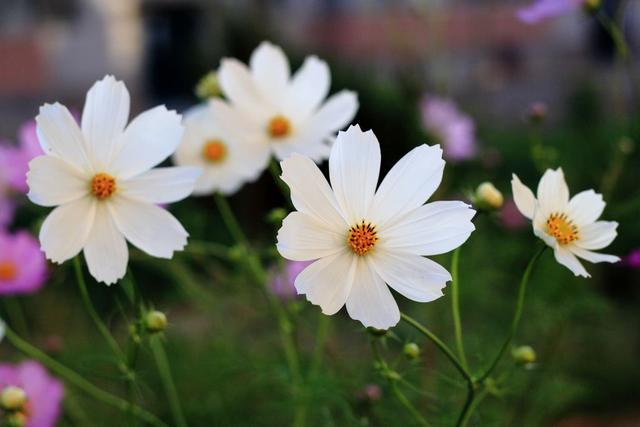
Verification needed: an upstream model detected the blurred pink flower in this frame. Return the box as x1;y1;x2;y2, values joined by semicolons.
0;230;48;295
623;249;640;268
0;197;15;227
269;260;312;299
0;121;43;194
517;0;585;24
0;360;64;427
501;198;528;230
420;96;477;162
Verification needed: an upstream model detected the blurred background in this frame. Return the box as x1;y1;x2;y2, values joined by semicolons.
1;0;640;426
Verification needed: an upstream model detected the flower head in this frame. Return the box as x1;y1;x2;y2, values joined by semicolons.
212;41;358;163
420;96;476;162
269;260;312;300
516;0;586;24
27;76;200;285
276;125;476;329
0;230;47;295
511;168;619;277
0;361;64;427
173;104;269;195
623;249;640;268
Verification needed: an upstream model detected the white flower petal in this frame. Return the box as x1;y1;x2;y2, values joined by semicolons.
249;42;290;106
295;250;357;315
271;136;332;163
218;59;271;120
567;190;605;226
379;201;475;256
370;250;449;303
81;75;130;168
553;245;590;277
83;203;128;285
284;56;330;120
536;168;569;213
308;91;358;135
576;221;618;250
277;212;345;261
27;156;89;207
39;197;97;263
110;197;188;258
329;125;380;223
511;174;536;219
370;144;445;227
209;99;263;137
120;167;200;204
571;247;620;264
110;106;184;179
280;153;347;228
36;103;91;173
346;258;400;329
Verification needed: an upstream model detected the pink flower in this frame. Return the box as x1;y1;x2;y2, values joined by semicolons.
0;121;43;194
0;361;64;427
623;249;640;268
501;198;528;230
269;260;312;300
420;96;477;162
0;230;48;295
517;0;586;24
0;198;15;227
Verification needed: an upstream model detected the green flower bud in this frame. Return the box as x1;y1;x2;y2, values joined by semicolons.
475;182;503;210
403;342;420;359
0;386;27;411
512;345;536;365
144;310;167;333
266;208;288;224
195;71;221;100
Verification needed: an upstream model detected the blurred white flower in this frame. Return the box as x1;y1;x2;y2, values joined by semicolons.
27;76;200;285
276;125;476;329
173;105;269;195
212;41;358;163
511;168;619;278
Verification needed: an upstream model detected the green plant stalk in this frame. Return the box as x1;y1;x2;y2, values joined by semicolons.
268;160;292;204
150;336;188;427
450;247;468;370
595;11;629;60
3;325;168;427
2;298;29;337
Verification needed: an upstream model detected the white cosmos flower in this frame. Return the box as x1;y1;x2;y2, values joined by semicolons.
211;41;359;163
511;168;620;278
27;75;200;285
276;125;476;329
173;104;269;195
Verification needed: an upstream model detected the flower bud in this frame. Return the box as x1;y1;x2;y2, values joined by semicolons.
528;102;547;124
618;137;634;155
475;182;503;210
403;342;420;360
512;345;536;365
361;384;382;402
144;310;167;333
0;386;27;411
195;71;221;100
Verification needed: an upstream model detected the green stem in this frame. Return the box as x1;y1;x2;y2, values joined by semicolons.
2;298;29;338
455;381;475;427
477;245;546;383
450;247;468;370
73;257;125;362
3;325;168;427
458;387;489;427
269;160;292;203
186;240;233;260
595;11;629;60
310;315;330;377
150;336;188;427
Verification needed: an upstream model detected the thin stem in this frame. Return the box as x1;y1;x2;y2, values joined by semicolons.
268;160;292;203
450;247;468;370
73;257;125;362
2;298;29;337
458;387;489;427
150;336;188;427
455;381;475;427
310;315;330;377
595;11;629;60
3;325;168;427
477;245;546;383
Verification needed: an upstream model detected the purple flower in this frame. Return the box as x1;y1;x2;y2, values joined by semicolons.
623;249;640;268
269;260;312;300
0;198;15;227
0;230;47;295
0;360;64;427
517;0;585;24
0;121;43;194
420;96;477;162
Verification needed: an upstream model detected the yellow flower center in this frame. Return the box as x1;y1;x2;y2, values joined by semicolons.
0;260;17;281
202;139;227;163
268;115;291;138
546;212;579;245
91;173;117;200
347;221;378;256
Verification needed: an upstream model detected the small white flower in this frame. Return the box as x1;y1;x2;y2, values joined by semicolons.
276;125;476;329
27;75;200;285
173;104;269;195
212;41;358;163
511;168;620;278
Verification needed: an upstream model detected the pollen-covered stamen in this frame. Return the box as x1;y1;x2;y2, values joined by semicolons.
268;115;291;138
546;212;579;245
348;221;378;256
202;139;227;163
91;173;117;200
0;260;17;281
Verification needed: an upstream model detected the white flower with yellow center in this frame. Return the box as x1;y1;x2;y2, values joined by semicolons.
27;75;200;285
211;41;358;163
173;104;269;195
511;168;620;278
276;125;476;329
